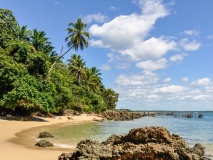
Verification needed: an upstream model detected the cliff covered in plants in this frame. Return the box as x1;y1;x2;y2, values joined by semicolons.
0;8;118;116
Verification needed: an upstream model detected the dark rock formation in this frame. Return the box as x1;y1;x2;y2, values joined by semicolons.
35;140;54;147
58;126;206;160
100;110;145;121
38;131;54;138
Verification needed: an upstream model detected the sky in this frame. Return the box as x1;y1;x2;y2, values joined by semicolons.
1;0;213;111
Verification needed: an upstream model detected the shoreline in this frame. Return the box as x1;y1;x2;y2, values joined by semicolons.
0;114;102;160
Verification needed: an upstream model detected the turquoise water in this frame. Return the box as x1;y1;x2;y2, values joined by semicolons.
49;111;213;157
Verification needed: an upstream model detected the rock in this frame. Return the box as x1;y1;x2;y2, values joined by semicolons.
38;131;54;138
35;140;54;147
59;126;206;160
100;110;145;121
67;116;73;120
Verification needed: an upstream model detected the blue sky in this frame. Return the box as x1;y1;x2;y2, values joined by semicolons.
1;0;213;111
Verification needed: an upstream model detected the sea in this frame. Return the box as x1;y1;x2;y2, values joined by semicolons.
48;111;213;158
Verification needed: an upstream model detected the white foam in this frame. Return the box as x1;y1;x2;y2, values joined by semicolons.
54;143;75;148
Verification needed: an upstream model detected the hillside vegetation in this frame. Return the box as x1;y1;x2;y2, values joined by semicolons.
0;8;119;116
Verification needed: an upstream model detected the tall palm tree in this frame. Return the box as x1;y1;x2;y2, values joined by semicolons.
68;54;86;85
49;18;90;73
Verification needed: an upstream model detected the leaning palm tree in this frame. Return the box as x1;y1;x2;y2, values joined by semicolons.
49;18;90;73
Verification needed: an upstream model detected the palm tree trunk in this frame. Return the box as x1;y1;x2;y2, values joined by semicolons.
48;46;72;73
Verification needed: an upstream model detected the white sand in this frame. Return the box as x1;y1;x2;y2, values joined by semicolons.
0;114;102;160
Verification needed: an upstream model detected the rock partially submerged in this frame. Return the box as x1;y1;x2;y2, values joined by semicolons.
35;140;54;147
59;126;206;160
100;110;145;121
38;131;54;138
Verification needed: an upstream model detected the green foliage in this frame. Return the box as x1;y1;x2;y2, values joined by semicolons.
0;55;55;114
6;40;35;63
0;8;119;115
0;8;18;48
26;53;49;77
103;89;119;110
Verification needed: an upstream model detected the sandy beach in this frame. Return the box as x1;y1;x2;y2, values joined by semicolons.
0;114;102;160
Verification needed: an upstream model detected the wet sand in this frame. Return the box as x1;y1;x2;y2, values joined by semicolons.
0;114;102;160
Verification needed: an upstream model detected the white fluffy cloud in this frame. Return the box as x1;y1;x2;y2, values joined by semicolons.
191;78;212;86
179;38;201;51
84;13;108;23
121;37;176;61
136;58;167;70
153;85;187;94
89;0;175;61
169;53;188;62
116;70;159;86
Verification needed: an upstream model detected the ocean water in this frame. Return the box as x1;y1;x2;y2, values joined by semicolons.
49;111;213;157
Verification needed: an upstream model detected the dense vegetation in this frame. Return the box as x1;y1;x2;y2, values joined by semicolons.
0;8;119;116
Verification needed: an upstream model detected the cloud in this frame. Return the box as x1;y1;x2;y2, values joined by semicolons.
145;94;160;100
163;77;171;83
205;86;213;93
182;77;189;82
153;85;187;94
116;70;159;86
183;29;199;36
84;13;108;23
101;64;111;71
179;38;201;51
89;0;174;61
191;78;212;86
169;53;188;62
121;37;176;61
190;95;211;101
136;58;167;70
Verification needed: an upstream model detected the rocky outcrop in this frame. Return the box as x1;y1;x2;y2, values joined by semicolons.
35;140;54;147
38;131;54;138
58;126;206;160
100;110;145;121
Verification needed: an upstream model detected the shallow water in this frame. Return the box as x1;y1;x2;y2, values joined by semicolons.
49;111;213;157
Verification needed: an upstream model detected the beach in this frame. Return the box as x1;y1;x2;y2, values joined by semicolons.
0;114;102;160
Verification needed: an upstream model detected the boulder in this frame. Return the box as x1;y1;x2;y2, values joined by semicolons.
59;126;206;160
35;140;54;147
38;131;54;138
100;110;145;121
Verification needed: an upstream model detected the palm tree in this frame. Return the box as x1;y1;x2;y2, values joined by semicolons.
68;54;86;85
30;29;53;52
49;18;90;73
90;67;102;79
83;69;101;93
16;25;31;42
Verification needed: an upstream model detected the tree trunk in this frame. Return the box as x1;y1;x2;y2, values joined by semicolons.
48;46;72;73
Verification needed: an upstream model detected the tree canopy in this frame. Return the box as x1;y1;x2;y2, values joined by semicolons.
0;8;119;116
